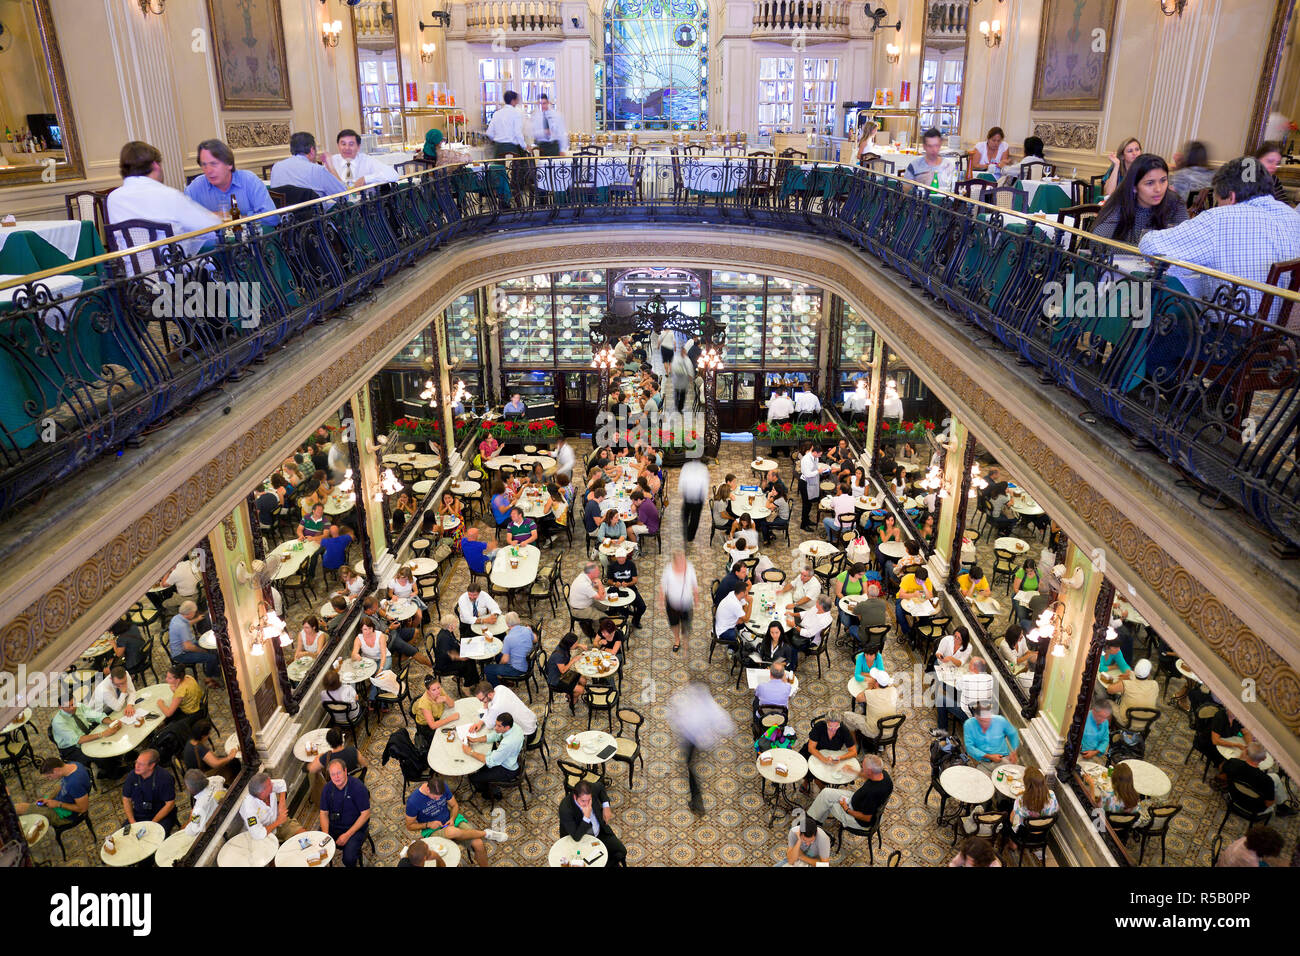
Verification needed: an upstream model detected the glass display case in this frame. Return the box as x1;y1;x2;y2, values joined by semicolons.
496;270;607;368
766;278;821;362
710;270;765;365
837;298;874;367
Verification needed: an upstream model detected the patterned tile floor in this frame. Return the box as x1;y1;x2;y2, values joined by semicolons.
13;439;1294;866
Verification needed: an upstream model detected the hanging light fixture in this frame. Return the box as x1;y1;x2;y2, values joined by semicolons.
968;462;989;499
420;378;437;407
591;345;618;372
697;346;725;372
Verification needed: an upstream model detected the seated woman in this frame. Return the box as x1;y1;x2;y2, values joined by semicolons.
849;466;869;499
419;128;444;166
969;126;1010;172
390;492;418;533
710;484;734;530
949;837;1002;867
479;434;501;462
390;565;426;631
489;480;513;530
1009;768;1058;833
1011;558;1040;600
338;566;365;602
1091;153;1188;245
537;484;567;545
595;509;632;566
934;626;973;669
183;717;241;786
760;487;791;545
321;666;361;725
437;491;465;547
853;647;885;683
730;513;760;551
1103;136;1143;198
1087;761;1147;825
754;621;795;670
1167;140;1213;203
875;514;904;574
985;482;1018;536
352;620;390;703
545;631;588;707
591;617;625;660
296;615;326;660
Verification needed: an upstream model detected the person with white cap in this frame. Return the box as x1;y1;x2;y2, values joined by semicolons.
1115;658;1160;724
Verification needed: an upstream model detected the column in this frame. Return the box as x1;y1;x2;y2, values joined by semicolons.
864;335;885;461
343;398;381;586
432;309;455;460
1057;577;1116;779
105;0;187;187
196;537;259;757
930;420;969;580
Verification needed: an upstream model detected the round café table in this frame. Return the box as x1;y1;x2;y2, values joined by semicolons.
1119;759;1171;799
807;749;862;786
596;539;635;561
324;492;356;516
384;452;441;471
19;813;49;850
990;763;1027;800
940;765;995;810
294;727;334;763
973;596;1003;617
798;540;838;560
338;659;378;685
413;480;434;496
900;598;940;619
573;649;620;680
402;835;461;867
994;537;1030;555
427;696;491;776
272;540;320;581
562;730;617;767
3;707;33;735
217;831;280;867
458;636;503;662
1174;659;1201;684
319;600;340;620
385;599;420;623
286;656;315;682
877;540;907;560
155;830;195;867
731;498;771;520
274;831;336;867
1011;495;1044;516
100;821;166;867
757;750;808;826
471;618;509;637
549;834;607;867
484;454;557;477
450;480;480;497
598;587;637;610
491;544;541;590
408;557;438;577
750;457;778;474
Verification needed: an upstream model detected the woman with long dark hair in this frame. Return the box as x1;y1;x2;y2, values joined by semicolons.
1091;154;1188;245
1103;136;1143;198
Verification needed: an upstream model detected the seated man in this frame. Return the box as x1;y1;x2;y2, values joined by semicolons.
958;566;992;601
1218;742;1281;819
469;680;538;737
306;726;365;777
168;600;221;686
14;757;92;825
106;140;220;256
298;503;329;542
269;131;346;198
606;550;647;630
327;128;398;187
121;749;178;835
318;759;371;868
239;772;304;842
89;665;135;721
456;583;502;639
50;696;122;775
715;562;750;606
938;657;996;730
405;774;507;867
963;706;1020;764
485;613;535;684
777;817;832;867
1079;700;1112;761
755;662;795;709
569;562;608;637
850;668;901;745
714;580;753;652
505;506;539;547
849;595;890;648
181;770;226;837
460;527;496;577
784;593;834;670
807;755;893;833
463;712;525;799
558;780;627;866
1115;659;1160;724
110;618;147;675
185;138;278;224
777;564;821;612
799;714;857;783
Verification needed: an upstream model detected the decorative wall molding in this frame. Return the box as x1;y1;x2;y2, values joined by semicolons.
2;232;1296;750
220;514;238;551
1031;121;1099;150
223;121;292;149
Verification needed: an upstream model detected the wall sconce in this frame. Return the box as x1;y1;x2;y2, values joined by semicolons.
421;42;436;62
376;468;403;502
864;5;902;33
884;43;900;64
978;19;1003;47
1159;0;1188;15
138;0;165;14
322;19;342;48
248;607;289;657
967;462;989;500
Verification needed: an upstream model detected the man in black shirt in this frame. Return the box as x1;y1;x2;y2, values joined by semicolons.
318;759;371;867
307;727;366;776
121;749;179;835
799;715;857;770
558;781;626;866
256;476;286;529
583;492;605;535
1219;742;1276;815
807;754;892;834
1209;708;1248;768
111;619;146;674
433;615;479;686
606;552;646;629
714;562;749;606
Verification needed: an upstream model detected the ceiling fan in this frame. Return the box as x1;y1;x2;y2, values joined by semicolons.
864;4;901;33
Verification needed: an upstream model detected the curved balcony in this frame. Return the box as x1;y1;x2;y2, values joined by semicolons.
463;0;564;47
751;0;850;44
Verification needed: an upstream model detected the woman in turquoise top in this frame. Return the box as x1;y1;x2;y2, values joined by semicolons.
854;649;885;682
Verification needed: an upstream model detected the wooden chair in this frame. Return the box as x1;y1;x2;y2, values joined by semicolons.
64;188;111;244
1017;158;1052;180
1003;815;1056;866
1138;804;1182;864
613;706;645;789
1217;781;1273;837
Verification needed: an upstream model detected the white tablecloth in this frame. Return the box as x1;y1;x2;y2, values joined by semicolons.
0;220;85;261
681;158;750;192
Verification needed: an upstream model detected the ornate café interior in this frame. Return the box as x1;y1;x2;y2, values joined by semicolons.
1;0;1299;892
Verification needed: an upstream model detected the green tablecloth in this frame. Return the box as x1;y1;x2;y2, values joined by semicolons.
0;221;103;276
974;173;1072;215
780;165;852;201
450;165;512;205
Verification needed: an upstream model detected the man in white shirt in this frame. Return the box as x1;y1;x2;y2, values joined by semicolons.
823;482;857;542
714;580;752;648
767;389;795;422
91;666;136;715
328;128;398;188
569;562;606;634
486;90;531;158
612;335;633;365
533;93;569;156
239;773;302;842
786;594;834;669
107;140;221;257
945;657;997;730
677;459;711;542
554;436;576;479
182;770;226;837
269;132;347;198
164;556;203;603
471;681;538;736
793;387;822;414
777;564;821;609
798;443;823;531
456;584;502;639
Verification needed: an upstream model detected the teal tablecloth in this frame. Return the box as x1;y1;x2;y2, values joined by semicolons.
0;221;103;276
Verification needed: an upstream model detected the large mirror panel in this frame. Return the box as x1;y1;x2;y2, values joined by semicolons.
0;0;83;186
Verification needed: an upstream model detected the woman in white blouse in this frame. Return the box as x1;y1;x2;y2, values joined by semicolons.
969;127;1010;172
935;627;973;668
297;615;325;659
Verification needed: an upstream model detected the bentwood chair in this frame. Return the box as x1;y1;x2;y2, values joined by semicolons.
831;806;885;864
1137;804;1182;865
1003;815;1056;866
1217;781;1273;837
613;706;645;789
557;757;603;795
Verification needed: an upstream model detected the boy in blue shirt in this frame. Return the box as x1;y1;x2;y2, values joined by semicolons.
404;774;506;866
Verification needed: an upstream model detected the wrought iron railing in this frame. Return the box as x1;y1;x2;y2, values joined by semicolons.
3;156;1298;552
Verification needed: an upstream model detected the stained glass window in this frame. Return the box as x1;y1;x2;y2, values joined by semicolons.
603;0;708;130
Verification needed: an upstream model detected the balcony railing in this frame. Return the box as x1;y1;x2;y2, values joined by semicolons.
3;157;1298;551
925;0;970;41
751;0;850;43
464;0;564;46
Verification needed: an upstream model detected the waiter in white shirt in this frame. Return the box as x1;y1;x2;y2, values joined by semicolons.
328;129;399;187
107;140;220;257
533;93;568;157
844;380;869;414
767;389;795;422
793;386;822;414
485;91;531;159
798;442;823;531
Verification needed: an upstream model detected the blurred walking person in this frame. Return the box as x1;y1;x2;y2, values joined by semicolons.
668;681;735;814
